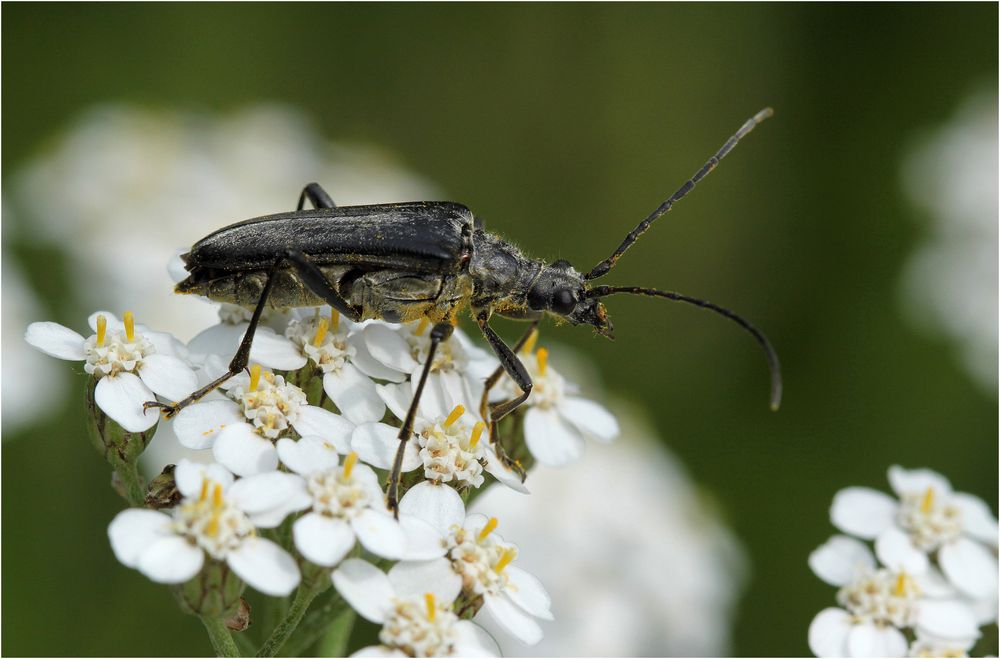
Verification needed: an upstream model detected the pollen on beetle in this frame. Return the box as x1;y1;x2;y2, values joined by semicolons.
96;314;108;347
536;347;549;376
312;317;330;347
424;593;436;622
470;421;486;450
123;311;135;342
478;517;498;542
443;405;465;428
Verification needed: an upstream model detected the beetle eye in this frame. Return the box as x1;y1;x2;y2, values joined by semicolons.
527;287;547;311
552;289;576;315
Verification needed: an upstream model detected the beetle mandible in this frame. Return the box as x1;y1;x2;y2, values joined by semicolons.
152;108;782;514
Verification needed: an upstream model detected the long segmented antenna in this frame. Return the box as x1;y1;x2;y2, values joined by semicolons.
587;285;782;411
586;108;774;281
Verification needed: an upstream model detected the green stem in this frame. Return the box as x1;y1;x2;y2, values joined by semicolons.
116;461;146;507
317;607;356;657
279;590;348;657
257;584;321;657
201;616;241;657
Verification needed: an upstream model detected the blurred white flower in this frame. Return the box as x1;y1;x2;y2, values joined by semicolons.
108;459;307;596
470;399;747;656
900;88;998;392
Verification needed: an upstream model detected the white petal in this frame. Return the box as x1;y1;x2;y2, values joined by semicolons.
276;436;341;475
351;509;407;560
95;372;159;432
409;369;452;422
399;515;447;560
348;333;408;383
227;537;300;596
187;323;245;360
388;558;462;603
138;354;198;402
88;310;121;332
830;487;897;539
324;364;386;425
453;621;501;657
523;407;585;467
375;382;412;424
228;471;310;527
174;459;234;498
916;599;981;642
952;493;999;546
808;608;852;658
352;464;389;507
24;322;86;360
809;535;877;586
351;423;420;472
136;536;205;584
108;509;173;567
350;647;407;658
293;513;356;567
482;593;543;645
365;324;418;372
559;397;619;442
915;566;956;598
888;465;952;498
172;400;245;450
291;406;354;453
483;448;529;494
939;537;999;599
875;526;929;575
332;558;394;623
847;622;907;658
213;424;279;476
504;566;553;620
248;328;308;371
398;481;466;536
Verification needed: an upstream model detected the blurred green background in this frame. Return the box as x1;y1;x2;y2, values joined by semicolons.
3;3;996;656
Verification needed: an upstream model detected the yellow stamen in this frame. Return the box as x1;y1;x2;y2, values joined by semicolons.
330;309;340;333
895;572;908;596
470;421;486;450
124;311;135;342
921;487;935;514
444;405;465;428
212;483;223;509
424;593;436;621
520;327;539;355
206;511;220;537
199;479;209;502
536;347;549;376
342;451;359;479
312;317;330;347
249;364;262;392
414;317;429;336
494;547;516;573
478;517;498;542
96;314;108;347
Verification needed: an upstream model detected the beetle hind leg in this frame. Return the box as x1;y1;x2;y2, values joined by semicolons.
297;182;336;210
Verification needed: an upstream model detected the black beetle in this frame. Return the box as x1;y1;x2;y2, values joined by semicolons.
155;108;782;513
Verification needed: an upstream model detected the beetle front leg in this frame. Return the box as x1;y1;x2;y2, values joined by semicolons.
145;259;282;417
385;321;455;517
296;182;337;210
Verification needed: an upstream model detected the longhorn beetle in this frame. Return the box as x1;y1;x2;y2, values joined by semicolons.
153;108;782;514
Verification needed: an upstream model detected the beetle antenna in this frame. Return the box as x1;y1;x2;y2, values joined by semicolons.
585;108;773;281
588;285;782;411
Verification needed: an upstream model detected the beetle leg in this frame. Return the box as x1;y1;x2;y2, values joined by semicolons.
283;249;363;322
296;182;337;210
476;311;533;422
145;258;282;417
385;321;455;517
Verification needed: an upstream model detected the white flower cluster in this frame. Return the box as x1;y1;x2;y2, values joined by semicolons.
26;300;620;655
809;466;998;658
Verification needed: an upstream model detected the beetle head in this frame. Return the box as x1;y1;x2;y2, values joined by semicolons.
527;260;614;338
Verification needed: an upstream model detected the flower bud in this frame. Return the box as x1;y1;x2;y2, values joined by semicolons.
224;598;251;632
85;379;155;469
173;560;246;619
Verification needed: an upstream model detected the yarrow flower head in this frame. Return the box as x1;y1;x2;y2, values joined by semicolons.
172;363;353;476
26;311;197;431
332;558;498;658
108;460;308;596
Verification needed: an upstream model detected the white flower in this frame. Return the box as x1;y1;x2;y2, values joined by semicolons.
332;558;498;657
107;460;308;596
276;438;407;566
282;308;386;424
25;311;197;431
399;482;552;645
830;466;999;601
187;303;299;370
808;535;981;657
353;383;527;493
496;345;619;466
172;364;353;476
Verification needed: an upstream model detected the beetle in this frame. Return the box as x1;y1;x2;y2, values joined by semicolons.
153;108;782;514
